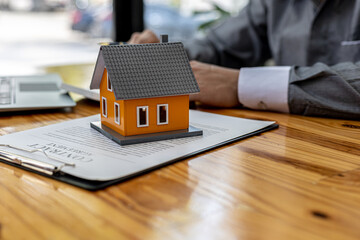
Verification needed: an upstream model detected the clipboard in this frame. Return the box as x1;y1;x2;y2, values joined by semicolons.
0;123;278;191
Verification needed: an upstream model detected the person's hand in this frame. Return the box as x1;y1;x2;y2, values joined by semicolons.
128;29;160;44
190;60;240;108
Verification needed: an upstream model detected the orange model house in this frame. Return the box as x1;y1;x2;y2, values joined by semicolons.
89;39;203;145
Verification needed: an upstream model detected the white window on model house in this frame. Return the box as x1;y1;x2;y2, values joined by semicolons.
157;104;168;125
102;97;107;118
137;106;149;127
114;102;120;125
107;69;112;92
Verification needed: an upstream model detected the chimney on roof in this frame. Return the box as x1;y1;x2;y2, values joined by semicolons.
160;34;168;43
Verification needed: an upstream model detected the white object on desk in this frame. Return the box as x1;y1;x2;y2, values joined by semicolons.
61;82;100;101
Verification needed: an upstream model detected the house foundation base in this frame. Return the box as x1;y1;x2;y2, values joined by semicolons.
90;121;203;146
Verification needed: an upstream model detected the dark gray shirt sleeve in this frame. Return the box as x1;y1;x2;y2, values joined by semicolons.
184;0;360;119
289;62;360;120
184;0;270;69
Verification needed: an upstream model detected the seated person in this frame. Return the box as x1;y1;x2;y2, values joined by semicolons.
129;0;360;120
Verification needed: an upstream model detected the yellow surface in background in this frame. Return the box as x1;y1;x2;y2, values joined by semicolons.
43;63;95;101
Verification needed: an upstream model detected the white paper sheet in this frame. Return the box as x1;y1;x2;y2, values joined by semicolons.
0;110;276;181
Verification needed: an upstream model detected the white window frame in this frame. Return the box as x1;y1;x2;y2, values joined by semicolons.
114;102;120;125
157;104;168;125
107;70;112;92
137;106;149;127
102;97;107;118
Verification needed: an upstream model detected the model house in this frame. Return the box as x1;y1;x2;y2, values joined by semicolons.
89;39;202;145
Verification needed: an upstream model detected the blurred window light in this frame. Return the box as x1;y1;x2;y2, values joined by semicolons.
75;0;89;10
144;0;248;42
0;0;248;76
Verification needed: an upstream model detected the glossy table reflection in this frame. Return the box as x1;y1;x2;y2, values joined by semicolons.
0;100;359;240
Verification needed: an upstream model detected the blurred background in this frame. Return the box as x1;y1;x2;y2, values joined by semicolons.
0;0;248;83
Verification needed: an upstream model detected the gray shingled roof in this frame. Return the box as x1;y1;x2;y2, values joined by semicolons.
90;42;199;100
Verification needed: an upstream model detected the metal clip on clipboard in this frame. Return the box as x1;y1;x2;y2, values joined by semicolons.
0;144;75;175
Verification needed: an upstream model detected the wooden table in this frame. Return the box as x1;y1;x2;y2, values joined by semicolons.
0;100;359;240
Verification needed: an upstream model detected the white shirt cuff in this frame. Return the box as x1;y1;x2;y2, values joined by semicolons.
238;66;291;113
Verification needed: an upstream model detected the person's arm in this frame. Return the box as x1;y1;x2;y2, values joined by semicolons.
191;60;360;119
288;62;360;119
238;62;360;119
184;0;270;69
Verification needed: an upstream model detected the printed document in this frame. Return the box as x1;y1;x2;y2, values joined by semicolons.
0;110;275;181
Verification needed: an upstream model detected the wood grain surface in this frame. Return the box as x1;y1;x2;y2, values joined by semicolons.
0;100;359;240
